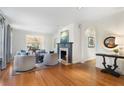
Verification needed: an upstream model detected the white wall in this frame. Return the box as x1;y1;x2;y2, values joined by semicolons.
51;31;59;53
12;29;53;56
73;24;81;63
79;11;124;63
80;26;96;62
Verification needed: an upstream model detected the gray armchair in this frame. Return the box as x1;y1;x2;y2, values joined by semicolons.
44;53;58;66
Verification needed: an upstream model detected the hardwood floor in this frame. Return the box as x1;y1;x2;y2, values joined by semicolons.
0;60;124;86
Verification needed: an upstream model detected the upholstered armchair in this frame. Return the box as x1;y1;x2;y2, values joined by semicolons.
44;53;58;66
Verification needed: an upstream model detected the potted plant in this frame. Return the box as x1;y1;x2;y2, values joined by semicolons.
113;48;119;55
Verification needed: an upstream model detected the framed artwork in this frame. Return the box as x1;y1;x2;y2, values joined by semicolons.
104;36;117;48
60;30;69;43
88;37;95;48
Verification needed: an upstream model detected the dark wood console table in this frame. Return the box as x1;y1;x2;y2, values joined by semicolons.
96;53;124;77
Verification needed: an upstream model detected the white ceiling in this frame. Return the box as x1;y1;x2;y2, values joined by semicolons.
1;7;124;34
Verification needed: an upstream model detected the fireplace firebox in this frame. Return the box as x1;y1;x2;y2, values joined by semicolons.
61;50;67;61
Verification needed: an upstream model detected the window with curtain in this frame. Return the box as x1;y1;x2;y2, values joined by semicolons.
26;35;41;50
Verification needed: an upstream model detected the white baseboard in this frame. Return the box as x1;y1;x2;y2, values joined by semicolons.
72;61;81;64
81;57;96;63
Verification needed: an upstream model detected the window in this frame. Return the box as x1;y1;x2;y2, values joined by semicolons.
26;35;41;50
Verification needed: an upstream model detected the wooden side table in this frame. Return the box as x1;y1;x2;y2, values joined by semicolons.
96;53;124;77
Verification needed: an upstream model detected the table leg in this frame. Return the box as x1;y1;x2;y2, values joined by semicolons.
101;56;120;77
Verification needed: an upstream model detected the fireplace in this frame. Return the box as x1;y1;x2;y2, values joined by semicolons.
57;42;73;65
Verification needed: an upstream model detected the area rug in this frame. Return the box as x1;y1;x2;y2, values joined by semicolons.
12;63;52;76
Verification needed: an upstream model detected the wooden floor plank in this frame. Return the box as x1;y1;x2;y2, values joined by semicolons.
0;60;124;86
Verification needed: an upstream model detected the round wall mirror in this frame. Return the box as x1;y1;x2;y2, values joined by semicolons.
104;36;118;48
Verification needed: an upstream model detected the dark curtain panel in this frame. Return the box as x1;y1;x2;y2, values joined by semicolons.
6;24;11;63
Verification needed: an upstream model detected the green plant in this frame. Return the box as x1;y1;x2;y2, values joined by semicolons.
113;49;119;53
